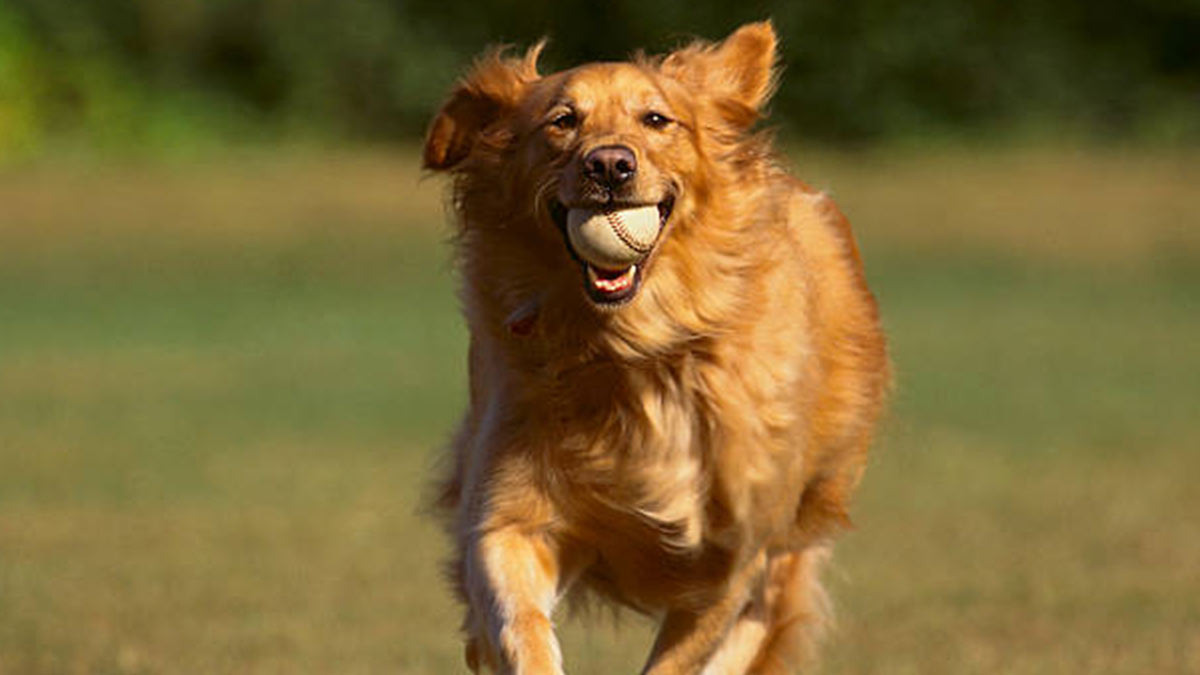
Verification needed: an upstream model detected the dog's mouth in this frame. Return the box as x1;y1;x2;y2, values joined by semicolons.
551;195;675;307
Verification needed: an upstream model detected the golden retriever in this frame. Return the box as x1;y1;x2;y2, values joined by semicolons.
423;21;889;674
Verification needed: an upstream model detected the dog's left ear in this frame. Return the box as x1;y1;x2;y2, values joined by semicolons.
423;41;544;171
661;21;778;129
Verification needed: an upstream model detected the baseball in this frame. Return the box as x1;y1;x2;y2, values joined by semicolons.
566;205;662;269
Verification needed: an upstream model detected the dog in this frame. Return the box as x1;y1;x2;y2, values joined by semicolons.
423;21;889;674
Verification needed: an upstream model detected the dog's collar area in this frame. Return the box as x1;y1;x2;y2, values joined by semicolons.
505;300;541;337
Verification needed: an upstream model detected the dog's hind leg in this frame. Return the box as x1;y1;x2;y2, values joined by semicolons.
698;583;770;674
641;551;767;675
740;546;832;674
698;546;829;674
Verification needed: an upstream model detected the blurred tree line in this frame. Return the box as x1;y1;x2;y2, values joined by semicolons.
1;0;1198;157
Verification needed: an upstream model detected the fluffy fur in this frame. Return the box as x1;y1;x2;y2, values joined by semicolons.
423;22;889;674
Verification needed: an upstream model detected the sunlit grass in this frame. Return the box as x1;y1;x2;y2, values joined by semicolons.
0;148;1196;673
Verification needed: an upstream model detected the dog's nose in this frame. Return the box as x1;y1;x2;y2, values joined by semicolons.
583;145;637;189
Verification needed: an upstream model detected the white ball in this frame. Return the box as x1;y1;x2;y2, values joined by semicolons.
566;205;661;269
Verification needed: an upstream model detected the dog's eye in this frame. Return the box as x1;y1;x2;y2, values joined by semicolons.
550;111;578;130
642;112;672;130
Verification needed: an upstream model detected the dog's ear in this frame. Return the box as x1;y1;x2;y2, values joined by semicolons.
423;41;545;171
661;21;778;129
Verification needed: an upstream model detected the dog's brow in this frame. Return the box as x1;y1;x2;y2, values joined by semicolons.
634;84;685;128
545;96;582;116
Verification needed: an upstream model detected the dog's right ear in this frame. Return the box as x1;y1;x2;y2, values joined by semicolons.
423;42;545;171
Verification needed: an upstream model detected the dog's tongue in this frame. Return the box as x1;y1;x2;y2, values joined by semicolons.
587;265;635;293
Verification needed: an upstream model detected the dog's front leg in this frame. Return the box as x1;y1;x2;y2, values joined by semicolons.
641;551;767;675
464;521;568;675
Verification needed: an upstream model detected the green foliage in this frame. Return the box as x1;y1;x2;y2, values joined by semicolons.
0;3;39;157
1;0;1198;157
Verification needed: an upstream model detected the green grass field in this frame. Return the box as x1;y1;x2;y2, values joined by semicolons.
1;149;1197;674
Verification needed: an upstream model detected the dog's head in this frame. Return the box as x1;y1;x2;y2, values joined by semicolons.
424;22;779;341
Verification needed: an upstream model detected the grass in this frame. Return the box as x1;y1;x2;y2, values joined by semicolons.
0;148;1197;674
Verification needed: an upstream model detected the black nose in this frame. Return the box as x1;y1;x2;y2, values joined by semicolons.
583;145;637;189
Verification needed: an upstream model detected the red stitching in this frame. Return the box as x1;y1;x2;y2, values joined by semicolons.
603;209;654;253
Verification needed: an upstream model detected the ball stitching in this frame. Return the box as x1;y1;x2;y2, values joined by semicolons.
603;209;654;254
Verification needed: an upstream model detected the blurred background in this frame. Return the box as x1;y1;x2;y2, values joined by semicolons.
3;0;1200;154
1;1;1197;673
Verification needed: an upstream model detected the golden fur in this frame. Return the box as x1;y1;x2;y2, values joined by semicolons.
423;22;889;674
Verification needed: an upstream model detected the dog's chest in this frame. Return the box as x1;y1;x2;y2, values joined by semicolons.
553;363;715;559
